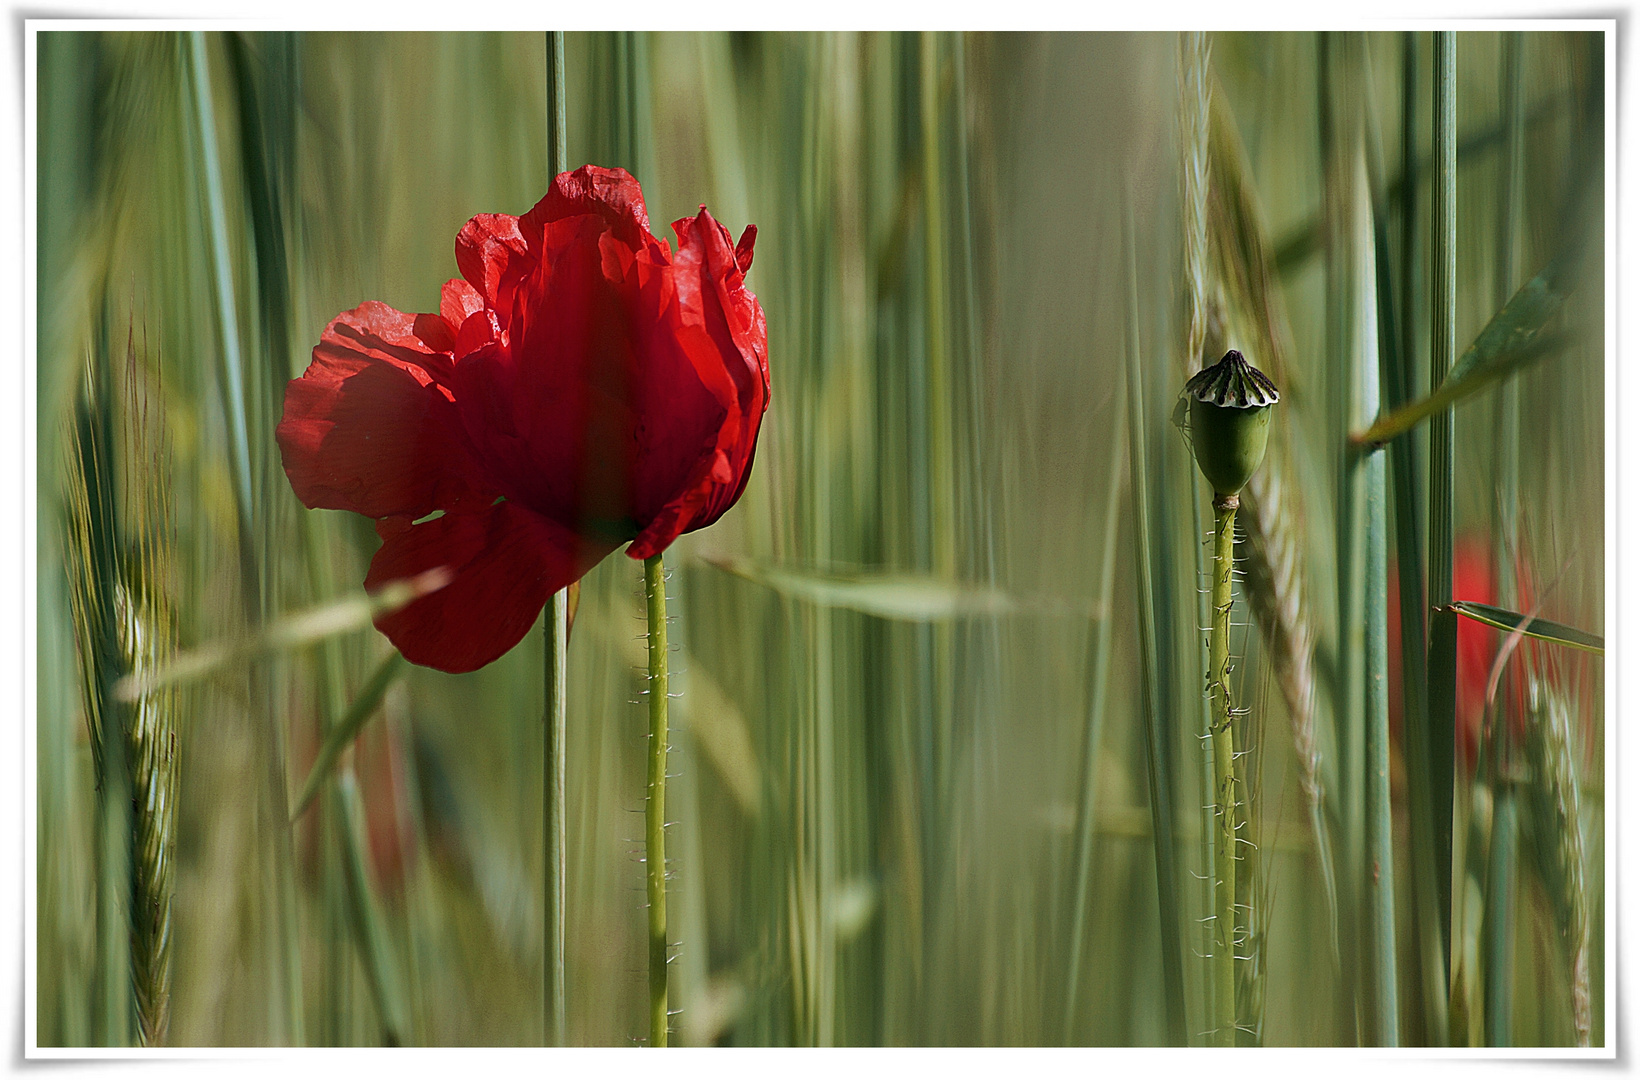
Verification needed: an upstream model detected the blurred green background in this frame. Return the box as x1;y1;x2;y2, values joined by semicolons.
35;30;1604;1047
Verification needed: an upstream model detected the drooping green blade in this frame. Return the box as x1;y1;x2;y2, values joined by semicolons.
113;568;447;701
1353;264;1573;448
288;651;408;821
1448;601;1603;655
703;557;1087;622
1271;89;1571;278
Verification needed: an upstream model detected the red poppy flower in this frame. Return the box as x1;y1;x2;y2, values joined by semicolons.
1389;535;1533;770
277;166;769;673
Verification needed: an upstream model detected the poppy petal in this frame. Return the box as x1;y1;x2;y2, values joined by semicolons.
441;278;486;332
277;302;481;520
522;164;656;249
365;500;617;674
623;207;768;554
455;212;533;322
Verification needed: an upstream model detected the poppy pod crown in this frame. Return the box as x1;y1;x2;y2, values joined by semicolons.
277;165;769;673
1183;349;1278;498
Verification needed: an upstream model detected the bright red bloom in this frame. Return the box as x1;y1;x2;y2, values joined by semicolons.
277;166;769;673
1388;535;1532;771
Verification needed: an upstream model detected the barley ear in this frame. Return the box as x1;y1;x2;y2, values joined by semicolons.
1524;678;1589;1047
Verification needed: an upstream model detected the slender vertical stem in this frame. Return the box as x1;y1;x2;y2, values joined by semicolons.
643;553;670;1047
1483;31;1525;1049
546;32;567;177
1364;433;1399;1045
1389;30;1444;1046
1483;789;1518;1046
1426;34;1458;1031
1209;493;1239;1048
1123;207;1187;1047
1363;43;1403;1047
542;28;569;1051
186;31;302;1043
1061;409;1127;1043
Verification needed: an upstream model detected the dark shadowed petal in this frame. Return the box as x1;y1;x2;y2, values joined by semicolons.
277;302;484;520
365;500;618;674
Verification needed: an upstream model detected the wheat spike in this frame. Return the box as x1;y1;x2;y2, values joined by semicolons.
1179;32;1212;369
1524;677;1589;1047
61;316;178;1046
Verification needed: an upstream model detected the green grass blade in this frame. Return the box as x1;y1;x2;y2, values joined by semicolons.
332;770;409;1045
1386;30;1446;1045
1447;602;1603;654
1483;788;1519;1046
1124;203;1187;1047
185;32;255;565
1271;88;1571;278
1061;400;1127;1043
289;651;408;821
112;568;449;701
1425;30;1458;1043
701;558;1069;621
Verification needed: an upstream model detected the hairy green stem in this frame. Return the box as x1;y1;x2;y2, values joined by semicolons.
644;553;670;1047
1209;493;1238;1047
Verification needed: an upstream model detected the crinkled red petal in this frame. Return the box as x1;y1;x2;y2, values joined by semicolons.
521;164;657;250
628;207;769;557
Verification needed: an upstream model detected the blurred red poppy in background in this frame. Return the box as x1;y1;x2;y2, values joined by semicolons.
1388;535;1532;771
277;166;768;673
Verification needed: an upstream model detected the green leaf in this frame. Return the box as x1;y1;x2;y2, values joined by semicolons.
113;568;447;701
1448;601;1603;654
703;557;1098;622
1352;253;1575;449
289;651;408;822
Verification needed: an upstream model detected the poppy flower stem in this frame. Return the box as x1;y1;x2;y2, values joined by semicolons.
543;589;567;1047
543;32;569;1050
643;553;670;1047
1208;492;1239;1047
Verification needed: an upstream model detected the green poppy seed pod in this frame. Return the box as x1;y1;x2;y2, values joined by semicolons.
1184;349;1280;497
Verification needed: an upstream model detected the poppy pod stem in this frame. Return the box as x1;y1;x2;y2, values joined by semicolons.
643;553;670;1047
1208;491;1239;1047
1180;349;1277;1045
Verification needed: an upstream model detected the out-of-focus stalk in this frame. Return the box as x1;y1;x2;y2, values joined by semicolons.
1425;36;1458;1041
543;28;569;1050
